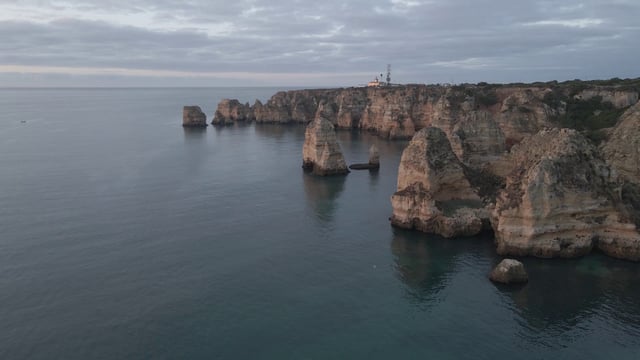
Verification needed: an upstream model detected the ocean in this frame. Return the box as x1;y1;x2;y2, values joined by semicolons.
1;87;639;359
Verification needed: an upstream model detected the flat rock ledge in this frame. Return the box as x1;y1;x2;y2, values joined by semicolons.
349;144;380;170
182;106;207;127
349;163;379;170
489;259;528;284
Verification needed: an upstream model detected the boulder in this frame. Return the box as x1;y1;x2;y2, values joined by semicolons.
491;128;640;260
182;106;207;127
390;127;486;238
302;118;349;176
489;259;528;284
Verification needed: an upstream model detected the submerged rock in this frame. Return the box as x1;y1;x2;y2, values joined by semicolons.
491;128;640;260
390;127;486;238
490;259;528;284
182;106;207;127
302;118;349;176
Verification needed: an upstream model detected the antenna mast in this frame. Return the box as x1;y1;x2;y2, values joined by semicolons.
386;64;391;85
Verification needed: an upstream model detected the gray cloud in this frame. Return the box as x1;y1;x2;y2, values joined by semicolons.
0;0;638;86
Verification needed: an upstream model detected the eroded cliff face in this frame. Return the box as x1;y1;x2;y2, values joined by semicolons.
212;99;252;125
602;101;640;184
213;84;639;168
182;106;207;127
491;128;640;260
576;89;639;109
212;82;640;260
302;117;349;176
601;100;640;230
390;127;487;238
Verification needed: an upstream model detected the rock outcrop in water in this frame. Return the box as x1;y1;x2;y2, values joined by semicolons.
491;128;640;260
601;100;640;235
209;79;640;261
390;127;487;238
489;259;528;284
212;99;252;125
389;119;640;260
182;106;207;127
349;144;380;170
214;83;638;170
302;118;349;176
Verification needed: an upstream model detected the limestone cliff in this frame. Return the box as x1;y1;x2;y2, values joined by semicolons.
212;99;252;125
390;127;487;238
576;89;639;109
602;100;640;184
182;106;207;127
302;117;349;176
216;83;638;168
491;128;640;260
601;100;640;230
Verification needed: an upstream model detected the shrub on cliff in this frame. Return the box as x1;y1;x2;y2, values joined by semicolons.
542;89;568;108
475;90;499;107
552;95;628;144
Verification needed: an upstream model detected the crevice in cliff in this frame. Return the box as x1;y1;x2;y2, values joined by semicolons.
463;166;505;205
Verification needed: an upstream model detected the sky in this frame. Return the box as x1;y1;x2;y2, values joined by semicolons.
0;0;638;87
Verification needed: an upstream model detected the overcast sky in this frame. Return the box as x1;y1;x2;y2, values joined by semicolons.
1;0;638;87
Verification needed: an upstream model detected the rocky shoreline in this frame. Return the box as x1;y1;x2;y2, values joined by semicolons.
191;79;640;262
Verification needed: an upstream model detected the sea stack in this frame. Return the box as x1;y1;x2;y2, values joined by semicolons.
182;106;207;127
390;127;486;238
302;117;349;176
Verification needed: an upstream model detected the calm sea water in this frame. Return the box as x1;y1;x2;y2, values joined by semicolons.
1;88;639;359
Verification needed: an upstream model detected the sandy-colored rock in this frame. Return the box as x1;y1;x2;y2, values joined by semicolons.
302;118;349;176
391;183;486;237
491;128;640;260
576;89;639;109
217;85;559;161
369;144;380;167
489;259;528;284
213;83;635;167
602;100;640;184
212;99;251;125
390;127;486;238
182;106;207;127
395;127;479;200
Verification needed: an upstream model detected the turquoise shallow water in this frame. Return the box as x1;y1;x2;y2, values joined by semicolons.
1;88;639;359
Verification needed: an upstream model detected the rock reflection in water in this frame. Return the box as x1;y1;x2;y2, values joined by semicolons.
181;126;210;176
182;125;207;139
302;172;346;223
390;228;461;305
498;254;640;348
254;123;305;141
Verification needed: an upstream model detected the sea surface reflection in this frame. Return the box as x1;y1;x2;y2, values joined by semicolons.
1;88;639;359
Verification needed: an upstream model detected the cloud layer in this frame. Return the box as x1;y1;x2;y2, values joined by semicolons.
1;0;638;86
